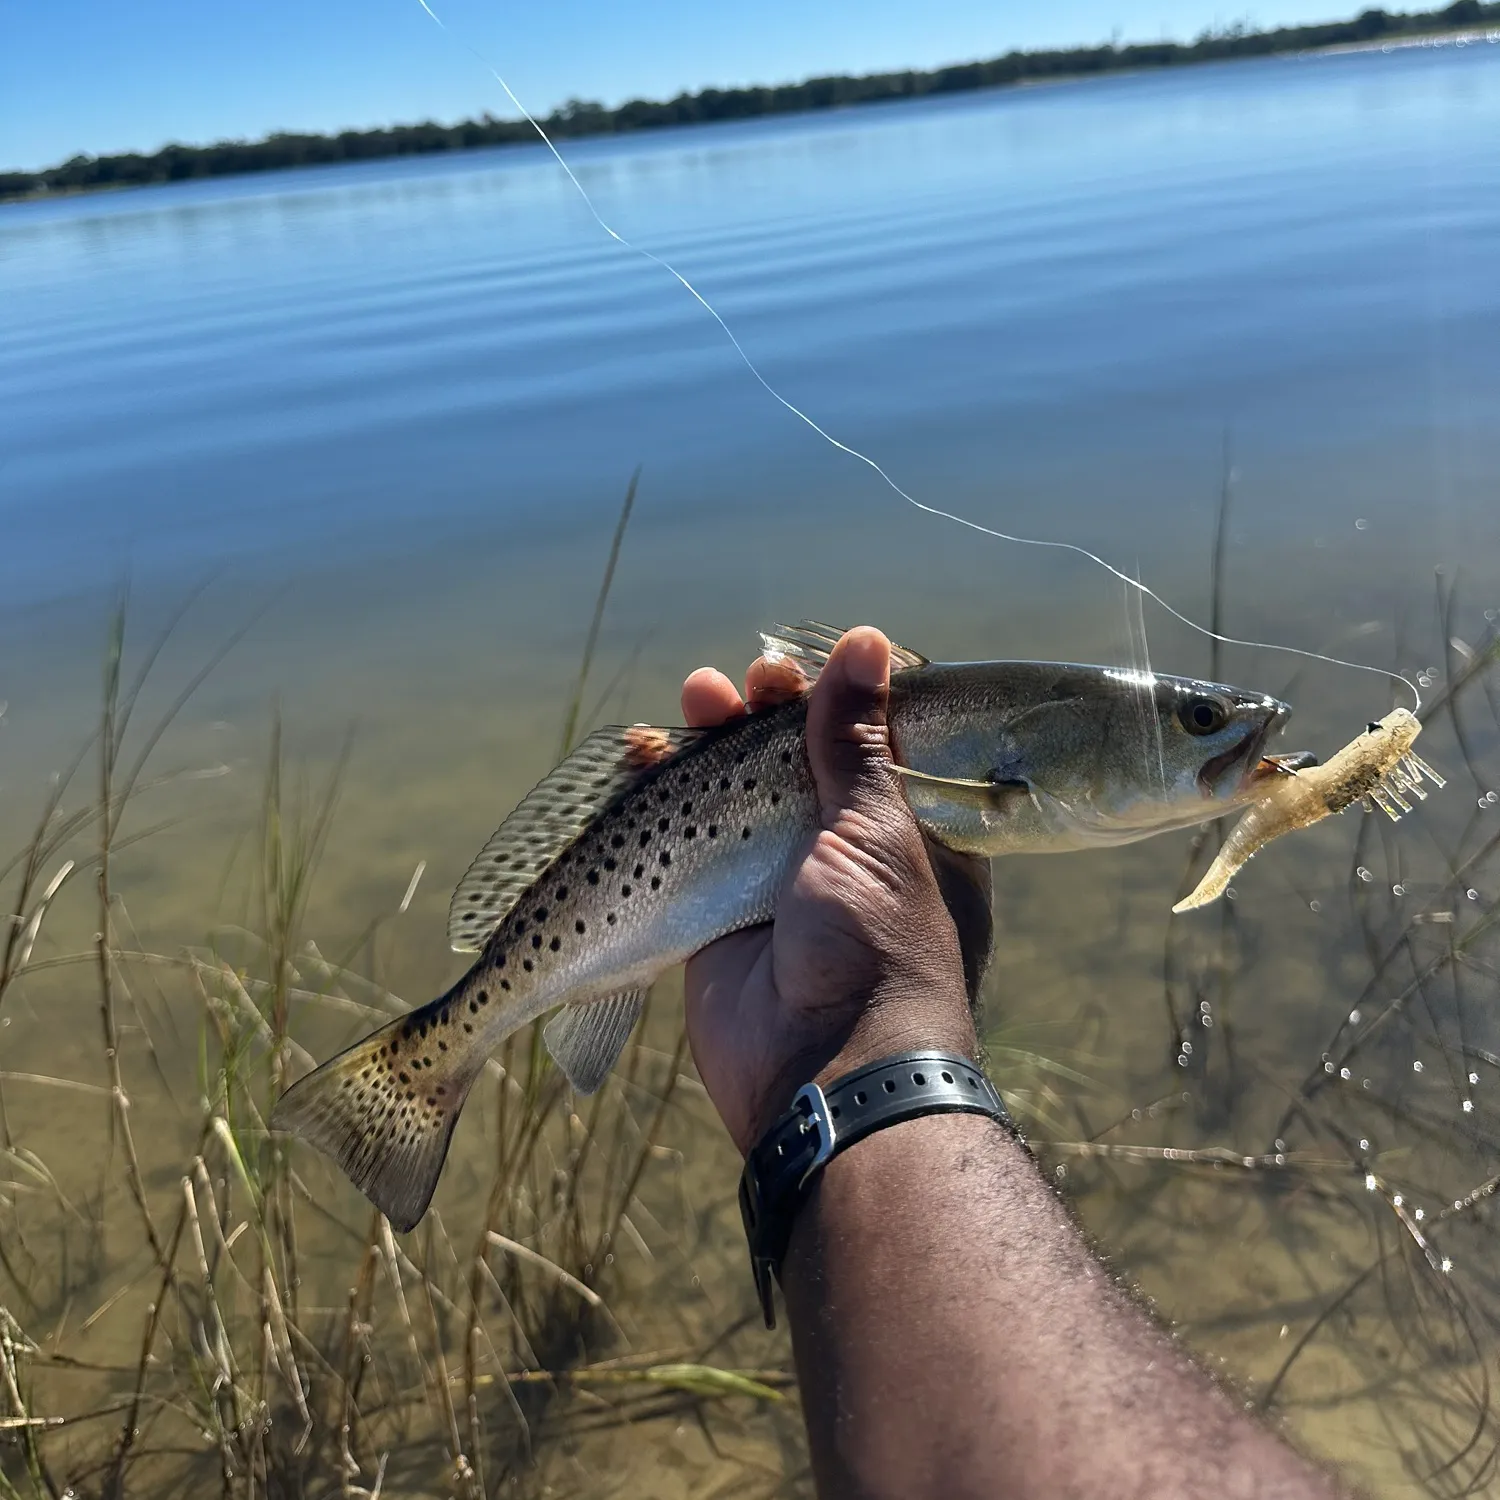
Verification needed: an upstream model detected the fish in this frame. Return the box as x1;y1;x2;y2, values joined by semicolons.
1171;706;1444;913
271;621;1291;1229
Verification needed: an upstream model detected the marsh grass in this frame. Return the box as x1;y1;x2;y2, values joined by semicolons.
0;490;807;1498
3;472;1499;1495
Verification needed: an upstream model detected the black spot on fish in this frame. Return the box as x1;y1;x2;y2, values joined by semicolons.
659;851;671;867
549;936;561;951
621;885;632;897
743;778;756;791
438;1040;448;1052
707;824;718;838
682;801;693;816
650;876;661;890
720;777;731;790
640;830;652;847
531;934;542;949
556;886;569;901
575;919;586;934
633;862;644;878
398;1072;410;1085
611;834;625;849
607;913;617;925
501;978;511;991
523;959;533;972
781;749;793;764
770;792;780;806
536;908;548;921
496;953;507;968
604;858;617;872
685;825;697;839
742;827;752;839
658;817;670;833
587;871;599;885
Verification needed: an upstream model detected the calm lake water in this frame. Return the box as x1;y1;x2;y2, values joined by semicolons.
3;39;1500;1497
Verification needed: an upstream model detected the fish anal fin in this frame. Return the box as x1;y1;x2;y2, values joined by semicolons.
448;725;704;954
543;990;647;1094
270;997;482;1231
758;621;928;686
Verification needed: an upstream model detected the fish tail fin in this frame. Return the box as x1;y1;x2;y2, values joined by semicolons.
270;989;483;1231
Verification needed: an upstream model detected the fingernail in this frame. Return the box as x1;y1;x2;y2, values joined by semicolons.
843;630;889;693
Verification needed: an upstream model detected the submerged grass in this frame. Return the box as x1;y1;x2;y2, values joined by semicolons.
1024;476;1500;1496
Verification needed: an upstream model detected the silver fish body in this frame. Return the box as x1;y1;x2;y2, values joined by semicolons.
272;624;1289;1228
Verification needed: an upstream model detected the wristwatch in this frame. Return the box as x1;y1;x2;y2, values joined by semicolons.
737;1049;1012;1328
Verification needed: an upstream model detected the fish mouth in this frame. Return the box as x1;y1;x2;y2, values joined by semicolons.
1196;706;1289;799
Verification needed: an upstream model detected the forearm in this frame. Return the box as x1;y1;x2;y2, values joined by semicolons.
781;1111;1349;1500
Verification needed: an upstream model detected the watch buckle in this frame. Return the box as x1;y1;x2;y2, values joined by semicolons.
793;1081;837;1189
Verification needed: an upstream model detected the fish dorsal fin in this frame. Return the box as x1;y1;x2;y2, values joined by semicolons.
542;989;647;1094
758;620;928;685
448;725;702;954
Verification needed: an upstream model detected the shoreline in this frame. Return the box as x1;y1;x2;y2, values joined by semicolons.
5;6;1499;206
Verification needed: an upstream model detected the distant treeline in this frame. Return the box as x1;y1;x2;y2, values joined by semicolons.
5;1;1497;203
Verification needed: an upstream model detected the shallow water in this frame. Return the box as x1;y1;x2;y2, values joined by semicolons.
3;39;1500;1496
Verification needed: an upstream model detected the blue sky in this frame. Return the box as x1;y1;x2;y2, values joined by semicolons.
4;1;1354;171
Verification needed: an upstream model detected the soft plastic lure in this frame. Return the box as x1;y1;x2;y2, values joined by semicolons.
1173;708;1445;913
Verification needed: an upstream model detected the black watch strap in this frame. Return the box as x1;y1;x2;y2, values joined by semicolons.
737;1049;1011;1328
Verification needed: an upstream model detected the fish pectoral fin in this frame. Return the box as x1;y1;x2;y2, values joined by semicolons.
758;621;928;685
543;990;648;1094
893;763;1016;808
448;723;706;954
270;996;484;1232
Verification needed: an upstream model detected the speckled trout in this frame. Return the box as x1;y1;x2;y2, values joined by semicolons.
272;622;1290;1228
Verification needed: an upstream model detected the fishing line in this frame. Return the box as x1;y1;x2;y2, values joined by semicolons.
412;0;1422;712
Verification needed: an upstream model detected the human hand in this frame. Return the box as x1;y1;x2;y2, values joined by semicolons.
681;626;994;1155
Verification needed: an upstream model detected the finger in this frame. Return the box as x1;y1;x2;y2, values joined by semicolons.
924;837;994;1010
744;654;807;712
682;668;745;729
804;626;905;828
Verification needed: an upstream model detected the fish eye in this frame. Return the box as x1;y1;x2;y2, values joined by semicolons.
1178;695;1230;736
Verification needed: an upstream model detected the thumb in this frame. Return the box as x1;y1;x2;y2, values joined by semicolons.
804;626;906;830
